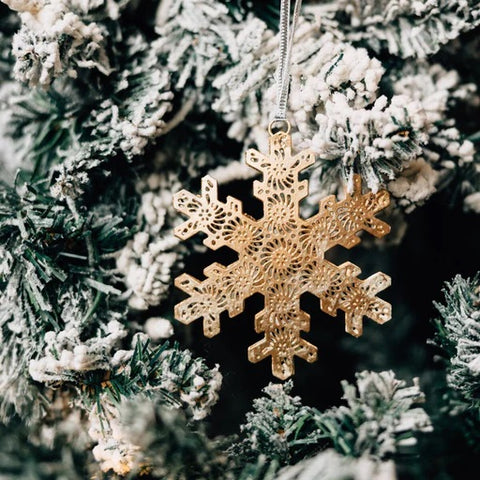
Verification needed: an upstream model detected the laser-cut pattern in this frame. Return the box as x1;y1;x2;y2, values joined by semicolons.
174;131;391;379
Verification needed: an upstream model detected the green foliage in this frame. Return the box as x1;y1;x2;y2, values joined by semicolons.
7;30;173;181
0;179;136;419
86;32;173;159
81;339;222;421
230;381;324;468
230;372;431;477
431;274;480;447
8;87;86;181
119;396;229;480
0;180;134;324
319;0;480;58
432;274;480;365
312;95;425;194
154;0;237;92
316;371;432;459
0;418;90;480
8;0;128;87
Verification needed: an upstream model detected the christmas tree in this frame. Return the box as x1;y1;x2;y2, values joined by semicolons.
0;0;479;478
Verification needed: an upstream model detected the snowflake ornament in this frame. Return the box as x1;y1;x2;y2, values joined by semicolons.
174;130;391;379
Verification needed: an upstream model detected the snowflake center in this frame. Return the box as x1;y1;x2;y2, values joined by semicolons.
270;246;290;269
262;236;301;276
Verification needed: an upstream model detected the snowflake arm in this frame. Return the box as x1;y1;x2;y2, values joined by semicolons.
175;257;262;337
306;175;391;254
248;285;317;380
174;175;246;251
306;260;391;337
245;135;315;222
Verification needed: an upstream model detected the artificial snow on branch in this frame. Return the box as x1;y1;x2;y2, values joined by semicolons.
117;172;185;310
231;371;431;477
3;0;119;86
312;0;480;59
316;370;433;458
86;339;221;474
432;274;480;413
94;395;228;478
0;180;134;420
275;449;395;480
154;0;237;91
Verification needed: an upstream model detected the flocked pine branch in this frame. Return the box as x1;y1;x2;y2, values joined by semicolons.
229;381;324;469
231;371;431;477
154;0;237;92
6;85;87;180
386;62;476;212
84;338;222;475
316;370;432;459
107;395;229;479
0;335;223;478
3;0;477;211
432;274;480;405
211;16;385;153
275;449;395;480
312;0;480;59
3;29;174;182
306;59;474;210
116;171;185;311
84;31;174;160
209;8;476;206
3;0;122;87
80;338;222;422
431;273;480;449
0;179;135;420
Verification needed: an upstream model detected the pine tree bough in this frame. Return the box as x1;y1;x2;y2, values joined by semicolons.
86;338;222;475
232;371;431;476
432;274;480;411
0;181;135;420
312;0;480;59
318;370;433;458
0;0;477;476
210;11;475;201
4;0;118;86
230;380;324;467
117;172;185;310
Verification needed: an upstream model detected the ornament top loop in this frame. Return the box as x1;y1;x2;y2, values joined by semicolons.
268;119;291;136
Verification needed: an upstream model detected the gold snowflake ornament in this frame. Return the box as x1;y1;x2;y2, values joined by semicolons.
173;130;392;379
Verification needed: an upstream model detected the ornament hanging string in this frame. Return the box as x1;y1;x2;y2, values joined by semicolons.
271;0;303;134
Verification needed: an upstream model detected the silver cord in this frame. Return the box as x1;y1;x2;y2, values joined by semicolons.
273;0;303;123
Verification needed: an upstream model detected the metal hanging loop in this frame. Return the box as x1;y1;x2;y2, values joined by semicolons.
268;119;291;136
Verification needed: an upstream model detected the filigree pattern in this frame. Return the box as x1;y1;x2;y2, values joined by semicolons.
174;131;392;379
